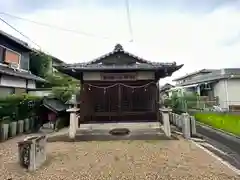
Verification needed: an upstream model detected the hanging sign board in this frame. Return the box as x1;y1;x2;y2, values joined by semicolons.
101;73;136;81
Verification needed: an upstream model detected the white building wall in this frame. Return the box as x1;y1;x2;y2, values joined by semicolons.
0;87;14;97
27;80;36;89
213;79;240;109
213;80;226;108
28;90;52;97
225;79;240;107
0;75;26;88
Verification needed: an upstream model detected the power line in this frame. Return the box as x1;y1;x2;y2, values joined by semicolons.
0;12;113;40
0;16;43;50
125;0;133;42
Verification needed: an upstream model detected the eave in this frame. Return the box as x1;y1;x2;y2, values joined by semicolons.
55;44;183;80
55;64;183;80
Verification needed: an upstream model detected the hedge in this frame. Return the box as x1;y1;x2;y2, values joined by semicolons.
195;113;240;136
0;93;42;123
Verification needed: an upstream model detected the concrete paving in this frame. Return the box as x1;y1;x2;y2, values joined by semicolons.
47;122;176;142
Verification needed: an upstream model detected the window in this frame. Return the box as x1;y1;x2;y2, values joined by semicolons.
0;45;20;65
5;49;20;64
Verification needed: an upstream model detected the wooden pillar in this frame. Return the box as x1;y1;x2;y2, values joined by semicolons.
156;82;160;122
118;84;122;119
79;82;84;122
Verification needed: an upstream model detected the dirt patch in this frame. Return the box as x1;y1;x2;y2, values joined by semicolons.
0;137;239;180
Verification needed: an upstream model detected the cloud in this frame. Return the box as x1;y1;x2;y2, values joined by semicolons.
0;0;240;85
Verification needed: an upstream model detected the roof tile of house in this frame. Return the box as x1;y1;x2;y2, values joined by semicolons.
179;68;240;86
0;65;46;82
59;44;183;72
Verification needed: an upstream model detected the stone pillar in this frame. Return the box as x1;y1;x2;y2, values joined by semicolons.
176;114;179;127
76;114;80;129
160;108;171;137
10;121;17;137
24;118;30;132
173;113;177;126
178;115;183;128
69;112;77;139
182;113;191;139
190;116;197;135
1;123;9;141
67;108;80;139
18;120;24;134
176;114;182;128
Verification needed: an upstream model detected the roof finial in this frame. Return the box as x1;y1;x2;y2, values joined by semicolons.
114;44;123;51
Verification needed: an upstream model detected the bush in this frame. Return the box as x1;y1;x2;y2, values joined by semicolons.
195;112;240;136
52;86;74;103
0;94;42;122
167;91;200;113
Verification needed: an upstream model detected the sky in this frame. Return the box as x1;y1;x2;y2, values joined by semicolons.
0;0;240;85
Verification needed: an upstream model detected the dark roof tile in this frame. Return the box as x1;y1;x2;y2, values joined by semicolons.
43;98;68;112
173;69;215;81
0;65;46;82
179;68;240;86
0;30;32;50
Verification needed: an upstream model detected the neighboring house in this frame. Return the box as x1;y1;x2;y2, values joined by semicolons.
0;30;45;97
173;68;240;110
174;69;215;85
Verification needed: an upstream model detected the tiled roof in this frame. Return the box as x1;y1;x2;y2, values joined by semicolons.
43;98;68;113
0;30;31;50
173;69;214;81
84;44;171;66
179;68;240;86
0;65;46;82
63;62;179;70
59;44;182;71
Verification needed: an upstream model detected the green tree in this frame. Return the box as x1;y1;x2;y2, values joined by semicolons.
168;91;199;113
30;51;79;103
29;52;52;78
46;71;80;103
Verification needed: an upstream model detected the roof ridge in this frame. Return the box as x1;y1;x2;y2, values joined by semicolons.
0;29;31;50
82;44;177;66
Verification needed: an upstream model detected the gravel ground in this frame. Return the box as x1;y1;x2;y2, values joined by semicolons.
0;136;239;180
